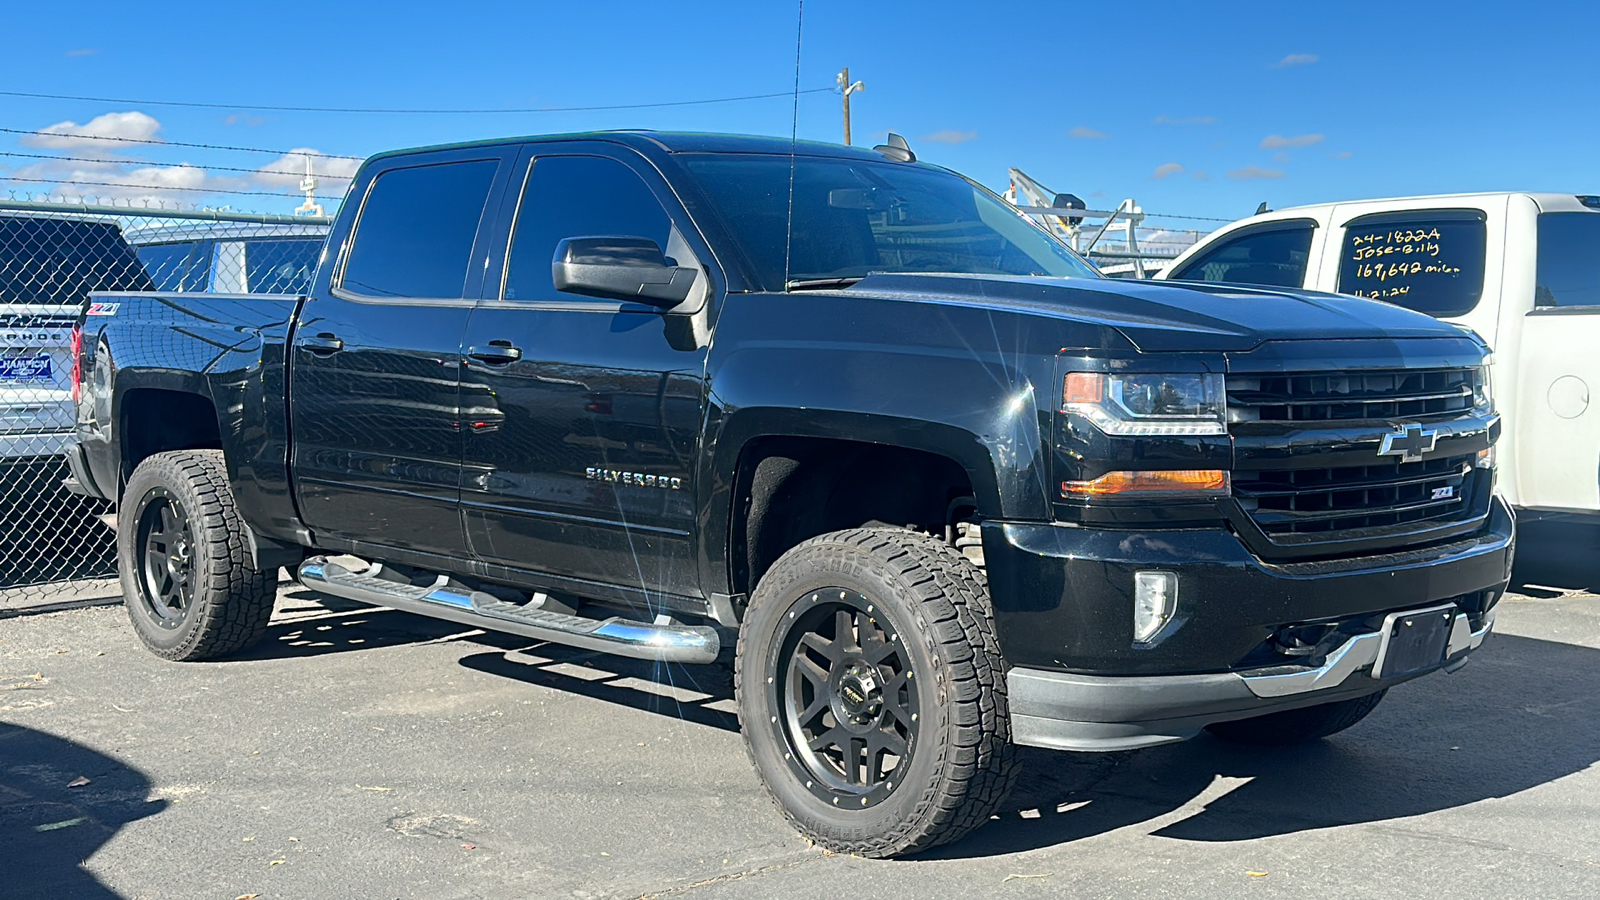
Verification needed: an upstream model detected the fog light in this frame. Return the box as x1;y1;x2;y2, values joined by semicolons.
1133;571;1178;644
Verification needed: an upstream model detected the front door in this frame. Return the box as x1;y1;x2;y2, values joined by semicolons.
290;150;513;556
459;151;712;603
1513;211;1600;511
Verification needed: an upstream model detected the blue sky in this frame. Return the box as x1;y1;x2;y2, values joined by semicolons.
1;0;1594;236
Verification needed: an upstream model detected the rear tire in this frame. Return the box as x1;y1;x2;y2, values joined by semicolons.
1205;690;1387;746
735;527;1018;858
119;450;276;661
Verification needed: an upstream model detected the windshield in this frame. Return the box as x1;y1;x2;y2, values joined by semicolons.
681;154;1098;290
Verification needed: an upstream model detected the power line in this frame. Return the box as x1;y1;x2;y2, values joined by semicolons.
0;150;356;180
0;126;364;159
0;176;346;200
0;86;837;115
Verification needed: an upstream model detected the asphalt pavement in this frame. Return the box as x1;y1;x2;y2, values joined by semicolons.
2;520;1598;899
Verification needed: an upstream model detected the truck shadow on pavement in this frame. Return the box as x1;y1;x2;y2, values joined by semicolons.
933;631;1600;858
453;630;1598;861
233;590;508;661
0;722;167;900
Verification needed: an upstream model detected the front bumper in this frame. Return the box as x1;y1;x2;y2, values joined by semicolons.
1008;609;1493;751
984;495;1515;751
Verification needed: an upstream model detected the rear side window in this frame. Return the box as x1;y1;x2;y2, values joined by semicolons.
244;238;322;294
1168;224;1313;288
503;155;673;302
1535;212;1600;309
135;241;212;292
1336;210;1486;316
341;160;498;299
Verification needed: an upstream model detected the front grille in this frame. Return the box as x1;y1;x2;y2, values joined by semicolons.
1234;453;1477;535
1228;368;1478;423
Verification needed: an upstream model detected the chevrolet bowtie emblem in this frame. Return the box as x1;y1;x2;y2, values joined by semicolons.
1377;423;1439;463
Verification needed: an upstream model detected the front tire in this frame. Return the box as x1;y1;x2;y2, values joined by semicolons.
1205;690;1387;746
735;528;1018;858
119;450;277;661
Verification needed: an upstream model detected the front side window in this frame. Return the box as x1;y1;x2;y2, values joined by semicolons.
244;238;322;294
504;155;674;302
1535;212;1600;309
1168;225;1312;288
1336;210;1487;317
341;159;498;299
681;154;1096;290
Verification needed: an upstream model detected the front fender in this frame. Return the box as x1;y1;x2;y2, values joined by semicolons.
695;290;1094;594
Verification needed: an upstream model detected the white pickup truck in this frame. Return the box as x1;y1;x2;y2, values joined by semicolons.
1159;192;1600;519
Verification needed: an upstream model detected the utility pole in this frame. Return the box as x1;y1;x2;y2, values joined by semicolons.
837;67;864;144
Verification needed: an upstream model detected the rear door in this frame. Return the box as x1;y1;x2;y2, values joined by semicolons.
1513;209;1600;511
289;148;515;556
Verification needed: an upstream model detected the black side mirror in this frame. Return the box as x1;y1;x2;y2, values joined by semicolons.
551;236;697;308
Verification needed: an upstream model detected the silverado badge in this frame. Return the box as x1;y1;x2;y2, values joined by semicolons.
586;468;683;490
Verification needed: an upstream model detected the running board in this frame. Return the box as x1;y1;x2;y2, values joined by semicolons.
297;557;720;664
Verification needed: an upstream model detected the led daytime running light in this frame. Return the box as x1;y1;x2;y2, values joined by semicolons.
1062;469;1230;497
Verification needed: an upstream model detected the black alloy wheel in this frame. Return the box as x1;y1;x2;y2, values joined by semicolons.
118;450;277;661
736;528;1017;858
134;489;195;627
770;590;919;809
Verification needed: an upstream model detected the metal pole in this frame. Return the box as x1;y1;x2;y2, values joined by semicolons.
842;67;852;145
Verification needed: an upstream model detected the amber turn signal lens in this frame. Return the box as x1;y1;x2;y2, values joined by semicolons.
1062;469;1229;497
1063;372;1104;406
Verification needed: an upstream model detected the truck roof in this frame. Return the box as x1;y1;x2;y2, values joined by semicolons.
365;130;890;165
1267;191;1600;215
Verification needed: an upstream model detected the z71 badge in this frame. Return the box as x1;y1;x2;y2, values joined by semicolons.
86;301;121;316
586;468;683;490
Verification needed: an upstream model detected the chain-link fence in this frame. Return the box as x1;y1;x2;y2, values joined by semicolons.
0;198;332;602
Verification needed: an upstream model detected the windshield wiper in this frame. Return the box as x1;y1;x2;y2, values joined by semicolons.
785;276;865;291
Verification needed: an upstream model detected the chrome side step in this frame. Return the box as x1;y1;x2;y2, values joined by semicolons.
297;556;720;664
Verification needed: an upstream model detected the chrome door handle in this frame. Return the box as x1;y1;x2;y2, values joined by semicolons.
468;342;523;365
298;333;344;355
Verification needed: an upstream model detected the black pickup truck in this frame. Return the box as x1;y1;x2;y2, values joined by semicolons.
68;131;1512;857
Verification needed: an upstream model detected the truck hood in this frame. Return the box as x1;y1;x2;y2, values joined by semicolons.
849;273;1464;353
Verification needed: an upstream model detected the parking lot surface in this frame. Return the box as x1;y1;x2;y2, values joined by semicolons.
3;521;1599;900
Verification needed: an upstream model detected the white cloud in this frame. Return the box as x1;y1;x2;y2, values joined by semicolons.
2;110;359;209
253;149;361;191
1228;165;1285;180
1069;126;1108;140
1273;54;1319;68
21;111;162;151
1141;229;1201;250
1152;162;1184;180
1260;133;1323;149
921;130;977;144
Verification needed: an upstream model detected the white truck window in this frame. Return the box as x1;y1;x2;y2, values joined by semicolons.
1166;222;1313;288
1336;210;1486;316
1535;212;1600;308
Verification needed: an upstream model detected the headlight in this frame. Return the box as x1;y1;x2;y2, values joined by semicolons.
1473;356;1494;412
1063;372;1226;436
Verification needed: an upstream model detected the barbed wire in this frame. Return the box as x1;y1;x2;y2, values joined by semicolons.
0;176;345;200
0;127;364;159
0;86;838;115
0;150;357;181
